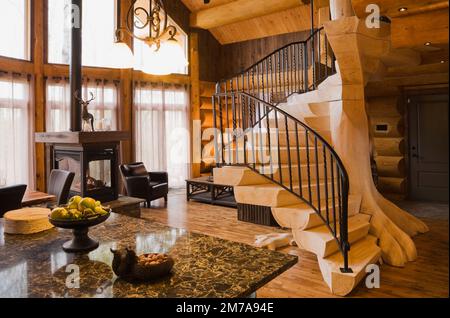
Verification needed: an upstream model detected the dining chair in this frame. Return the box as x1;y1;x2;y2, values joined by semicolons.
47;169;75;207
0;184;27;218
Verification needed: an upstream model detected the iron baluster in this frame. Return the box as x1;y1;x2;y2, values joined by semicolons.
225;90;232;164
231;93;239;164
265;105;274;179
323;147;330;225
295;123;303;197
285;116;293;191
314;136;321;216
274;109;283;185
305;130;312;203
303;42;308;92
330;156;337;235
255;98;264;174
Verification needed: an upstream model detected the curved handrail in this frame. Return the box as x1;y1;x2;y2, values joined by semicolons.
213;91;351;272
212;27;352;272
238;93;351;257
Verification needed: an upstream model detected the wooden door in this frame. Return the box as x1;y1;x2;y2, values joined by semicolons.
409;93;449;202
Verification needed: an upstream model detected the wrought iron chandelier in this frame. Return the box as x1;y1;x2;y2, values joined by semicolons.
116;0;178;51
112;0;188;74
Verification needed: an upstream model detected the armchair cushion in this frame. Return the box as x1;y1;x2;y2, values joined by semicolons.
123;175;150;199
127;163;148;177
149;172;168;184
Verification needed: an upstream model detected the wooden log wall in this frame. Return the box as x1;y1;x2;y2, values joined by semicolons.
199;81;216;176
217;30;311;80
368;95;407;200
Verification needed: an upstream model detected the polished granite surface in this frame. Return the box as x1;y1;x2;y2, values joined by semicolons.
0;213;297;298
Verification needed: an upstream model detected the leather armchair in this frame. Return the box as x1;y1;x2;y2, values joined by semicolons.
120;163;168;207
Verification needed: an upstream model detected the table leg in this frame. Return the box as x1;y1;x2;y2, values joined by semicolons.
210;185;215;204
186;182;191;201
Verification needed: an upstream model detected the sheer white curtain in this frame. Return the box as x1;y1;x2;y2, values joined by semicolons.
46;77;70;132
46;77;119;132
134;82;190;188
0;72;34;188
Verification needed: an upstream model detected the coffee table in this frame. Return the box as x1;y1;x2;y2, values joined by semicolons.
0;213;297;298
186;176;237;208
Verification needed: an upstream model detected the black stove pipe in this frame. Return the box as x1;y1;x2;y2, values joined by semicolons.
70;0;82;132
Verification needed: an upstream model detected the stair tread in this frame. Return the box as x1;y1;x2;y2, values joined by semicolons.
226;146;323;151
238;180;334;190
322;235;380;276
276;194;362;211
303;214;371;241
256;162;327;169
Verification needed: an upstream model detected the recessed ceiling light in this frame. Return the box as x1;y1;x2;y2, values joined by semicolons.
425;42;431;46
398;7;408;12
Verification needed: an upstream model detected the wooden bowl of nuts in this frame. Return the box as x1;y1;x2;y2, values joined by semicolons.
111;248;174;282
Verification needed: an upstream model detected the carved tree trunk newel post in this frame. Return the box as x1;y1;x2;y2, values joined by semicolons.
323;17;429;267
330;0;355;21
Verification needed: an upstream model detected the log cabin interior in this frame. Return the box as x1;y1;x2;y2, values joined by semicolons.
0;0;448;299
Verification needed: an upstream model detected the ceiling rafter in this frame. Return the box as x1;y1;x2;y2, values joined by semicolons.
189;0;310;30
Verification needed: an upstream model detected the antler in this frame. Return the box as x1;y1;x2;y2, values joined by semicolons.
86;92;95;103
73;91;95;105
74;90;84;103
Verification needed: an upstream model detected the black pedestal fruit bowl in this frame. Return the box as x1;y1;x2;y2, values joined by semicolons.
49;211;111;253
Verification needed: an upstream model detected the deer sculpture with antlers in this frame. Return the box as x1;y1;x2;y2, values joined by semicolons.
75;91;96;132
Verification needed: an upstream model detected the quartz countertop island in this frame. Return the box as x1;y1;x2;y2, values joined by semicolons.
0;213;297;298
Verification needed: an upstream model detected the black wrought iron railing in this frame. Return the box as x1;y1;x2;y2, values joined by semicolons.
212;28;353;272
215;27;336;104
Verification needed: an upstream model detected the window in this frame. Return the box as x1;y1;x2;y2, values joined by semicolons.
0;0;30;60
134;82;190;188
46;77;118;132
0;72;34;188
47;0;116;67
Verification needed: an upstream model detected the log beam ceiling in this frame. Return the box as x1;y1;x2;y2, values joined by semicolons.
190;0;309;29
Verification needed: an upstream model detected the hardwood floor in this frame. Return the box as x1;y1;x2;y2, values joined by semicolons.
140;190;449;298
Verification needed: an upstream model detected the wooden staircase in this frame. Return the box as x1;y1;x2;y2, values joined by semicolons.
213;71;381;296
212;27;383;296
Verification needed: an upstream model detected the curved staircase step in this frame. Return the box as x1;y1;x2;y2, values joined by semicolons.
258;130;333;146
224;146;324;165
303;116;331;130
308;102;332;116
272;194;362;230
234;181;335;207
318;235;381;296
294;214;371;258
213;166;268;186
268;116;330;131
258;162;331;183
